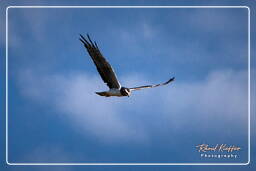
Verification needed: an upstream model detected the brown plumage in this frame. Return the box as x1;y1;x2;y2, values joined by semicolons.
79;34;175;97
79;34;121;89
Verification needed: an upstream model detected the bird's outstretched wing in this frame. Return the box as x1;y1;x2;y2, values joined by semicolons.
129;77;175;91
79;34;121;89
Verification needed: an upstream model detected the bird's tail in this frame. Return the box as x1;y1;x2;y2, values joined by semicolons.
95;91;110;97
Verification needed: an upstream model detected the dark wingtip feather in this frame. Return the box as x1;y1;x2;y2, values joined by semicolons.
79;37;84;43
94;41;99;49
79;34;91;47
86;33;91;40
79;34;84;41
80;33;99;50
80;34;86;41
164;77;175;85
79;38;87;47
87;34;94;46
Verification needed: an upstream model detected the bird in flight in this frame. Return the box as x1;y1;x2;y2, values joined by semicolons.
79;34;175;97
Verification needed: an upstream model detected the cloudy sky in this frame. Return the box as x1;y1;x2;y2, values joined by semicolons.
1;0;256;171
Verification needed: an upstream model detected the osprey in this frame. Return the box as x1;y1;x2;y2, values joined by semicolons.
79;34;175;97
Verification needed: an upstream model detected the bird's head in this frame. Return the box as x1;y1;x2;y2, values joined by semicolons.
120;87;131;97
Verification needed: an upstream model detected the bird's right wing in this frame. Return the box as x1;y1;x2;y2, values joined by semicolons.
129;77;175;91
79;34;121;89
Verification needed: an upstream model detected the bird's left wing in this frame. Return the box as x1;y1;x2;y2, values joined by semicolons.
129;77;175;91
79;34;121;89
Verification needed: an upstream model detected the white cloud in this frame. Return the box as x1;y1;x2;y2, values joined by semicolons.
117;21;156;44
163;70;248;130
18;70;148;144
55;74;147;143
17;69;248;143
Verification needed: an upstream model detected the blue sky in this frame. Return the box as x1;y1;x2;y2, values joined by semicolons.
1;0;256;171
